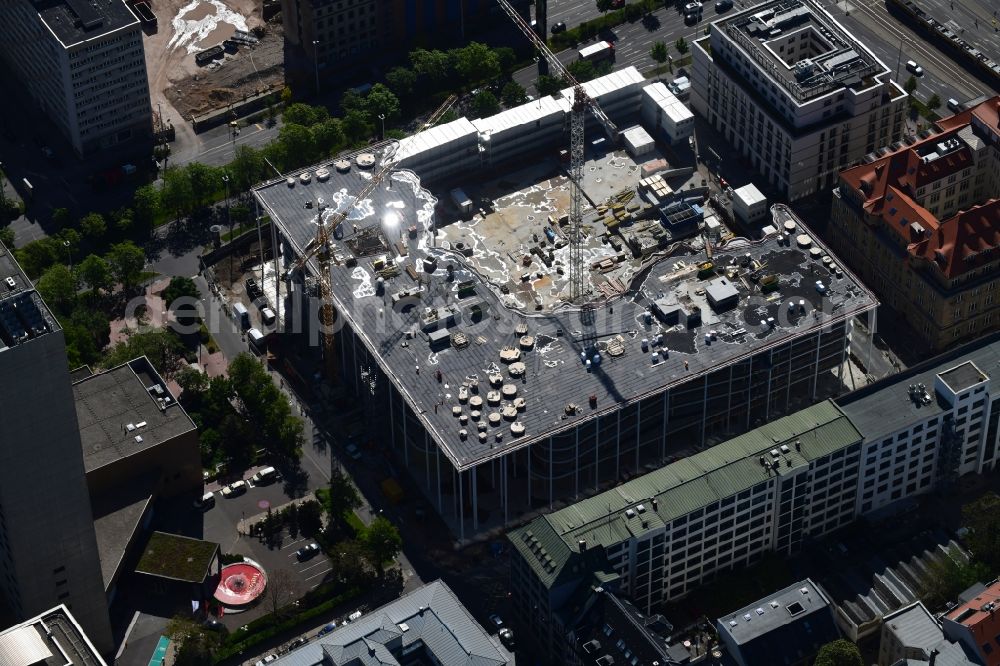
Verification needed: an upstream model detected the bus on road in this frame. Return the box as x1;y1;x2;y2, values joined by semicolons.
578;41;615;63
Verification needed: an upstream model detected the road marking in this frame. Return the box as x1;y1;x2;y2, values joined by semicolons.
304;566;333;581
299;559;330;573
282;538;306;550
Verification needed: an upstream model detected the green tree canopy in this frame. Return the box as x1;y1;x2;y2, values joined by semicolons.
651;41;669;64
132;184;160;236
297;499;323;536
410;48;452;87
282;102;329;127
536;74;565;97
962;492;1000;572
675;37;689;55
454;42;501;86
76;254;112;296
501;81;528;107
927;94;942;110
227;353;304;459
103;329;185;376
364;516;402;577
36;264;77;315
0;227;14;249
79;212;106;239
106;241;146;293
160;166;194;221
278;123;317;165
596;0;614;12
920;545;992;610
311;118;345;155
904;75;918;94
327;467;362;518
813;639;863;666
165;615;220;666
230;145;266;193
342;110;373;143
365;84;401;123
385;67;417;98
470;90;501;118
185;162;223;207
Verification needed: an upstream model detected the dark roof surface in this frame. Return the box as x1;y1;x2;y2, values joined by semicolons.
717;579;839;665
835;333;1000;439
32;0;138;47
73;357;196;472
91;473;157;588
257;154;876;470
0;242;59;351
938;361;989;394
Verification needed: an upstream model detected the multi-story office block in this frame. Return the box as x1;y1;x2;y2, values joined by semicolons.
0;0;151;157
828;96;1000;351
509;333;1000;663
0;605;108;665
0;242;112;654
691;0;907;200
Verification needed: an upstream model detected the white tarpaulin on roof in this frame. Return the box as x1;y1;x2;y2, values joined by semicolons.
0;626;51;666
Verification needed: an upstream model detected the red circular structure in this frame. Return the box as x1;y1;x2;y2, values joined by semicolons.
214;561;267;607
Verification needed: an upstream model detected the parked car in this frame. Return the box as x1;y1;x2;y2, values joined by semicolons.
202;619;227;633
715;0;733;10
551;21;566;33
221;480;247;497
499;628;515;650
251;466;278;485
947;98;962;112
254;655;277;666
344;443;363;460
905;59;923;76
288;637;309;650
296;542;321;561
611;0;624;6
684;1;703;13
194;491;215;510
488;614;504;630
318;622;337;636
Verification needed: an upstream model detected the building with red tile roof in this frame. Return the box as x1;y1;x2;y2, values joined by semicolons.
942;579;1000;666
828;96;1000;351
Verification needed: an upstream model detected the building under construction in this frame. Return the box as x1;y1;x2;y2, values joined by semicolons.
253;68;877;541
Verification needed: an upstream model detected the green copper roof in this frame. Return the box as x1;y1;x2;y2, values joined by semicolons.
509;400;862;587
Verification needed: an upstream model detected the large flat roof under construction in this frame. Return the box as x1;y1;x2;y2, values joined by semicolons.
256;147;876;470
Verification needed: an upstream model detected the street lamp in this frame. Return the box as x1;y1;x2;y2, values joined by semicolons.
378;113;385;141
312;40;321;96
62;240;72;270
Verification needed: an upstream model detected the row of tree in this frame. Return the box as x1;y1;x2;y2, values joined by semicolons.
177;353;306;468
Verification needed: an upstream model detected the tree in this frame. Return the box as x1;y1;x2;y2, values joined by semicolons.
79;212;106;239
0;226;13;249
454;42;501;87
386;67;417;98
76;254;112;297
277;123;316;165
165;615;220;666
961;492;1000;572
920;546;992;610
813;639;863;666
36;264;77;314
567;58;599;83
904;75;918;94
297;499;323;536
651;41;668;66
176;366;209;400
103;329;184;376
113;207;134;234
264;568;299;618
496;47;517;74
186;162;222;208
311;119;345;155
501;81;528;107
410;48;452;87
64;307;109;368
162;276;201;328
470;90;501;118
675;37;689;55
536;74;565;96
286;502;300;539
327;467;362;519
596;0;614;12
52;207;73;228
227;353;305;458
230;145;265;193
364;516;402;577
332;539;370;586
133;184;160;236
106;241;146;293
927;94;942;110
160;166;194;222
16;238;63;278
342;110;373;143
282;102;328;127
365;84;401;123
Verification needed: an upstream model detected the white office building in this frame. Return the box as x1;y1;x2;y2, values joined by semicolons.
690;0;907;200
0;0;151;157
641;82;695;145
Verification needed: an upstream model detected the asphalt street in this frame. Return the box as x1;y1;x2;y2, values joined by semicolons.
817;0;998;103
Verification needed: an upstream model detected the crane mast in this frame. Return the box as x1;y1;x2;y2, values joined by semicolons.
494;0;617;303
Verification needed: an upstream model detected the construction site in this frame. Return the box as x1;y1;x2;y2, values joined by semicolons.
250;4;878;541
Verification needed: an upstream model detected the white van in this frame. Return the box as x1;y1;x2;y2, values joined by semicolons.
248;327;266;353
233;302;250;330
261;307;276;326
947;98;962;113
252;466;277;484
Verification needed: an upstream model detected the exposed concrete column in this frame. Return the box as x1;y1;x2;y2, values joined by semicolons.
594;417;600;492
459;468;465;543
616;410;622;481
436;444;442;514
472;467;478;532
812;327;822;400
661;390;669;462
727;365;734;434
635;400;642;473
548;436;553;510
700;375;709;445
746;363;753;431
527;447;532;509
765;349;774;421
574;428;580;499
424;431;430;490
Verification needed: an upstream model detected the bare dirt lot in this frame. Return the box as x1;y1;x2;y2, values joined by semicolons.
144;0;284;129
